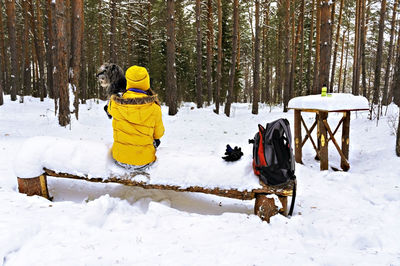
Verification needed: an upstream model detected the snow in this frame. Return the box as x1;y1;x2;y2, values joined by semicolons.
14;136;260;191
1;96;400;265
288;93;369;111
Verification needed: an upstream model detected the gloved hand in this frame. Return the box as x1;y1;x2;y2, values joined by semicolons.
104;104;112;119
222;144;243;162
153;139;161;148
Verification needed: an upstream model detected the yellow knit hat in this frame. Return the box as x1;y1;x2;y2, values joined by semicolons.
125;65;150;91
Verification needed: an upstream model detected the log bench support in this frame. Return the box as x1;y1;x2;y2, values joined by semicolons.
17;175;49;199
17;170;295;223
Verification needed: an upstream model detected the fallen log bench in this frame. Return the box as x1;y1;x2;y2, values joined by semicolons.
17;168;296;222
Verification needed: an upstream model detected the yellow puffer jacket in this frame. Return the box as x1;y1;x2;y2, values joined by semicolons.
107;91;164;166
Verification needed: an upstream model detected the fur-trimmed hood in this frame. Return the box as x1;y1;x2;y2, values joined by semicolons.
110;94;159;105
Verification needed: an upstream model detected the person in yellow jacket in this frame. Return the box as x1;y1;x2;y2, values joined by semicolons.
107;65;164;170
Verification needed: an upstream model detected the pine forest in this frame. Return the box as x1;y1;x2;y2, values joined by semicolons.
0;0;399;126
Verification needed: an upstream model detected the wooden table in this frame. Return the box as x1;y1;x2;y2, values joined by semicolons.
288;94;369;171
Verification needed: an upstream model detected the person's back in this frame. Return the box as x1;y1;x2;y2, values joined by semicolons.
107;65;164;168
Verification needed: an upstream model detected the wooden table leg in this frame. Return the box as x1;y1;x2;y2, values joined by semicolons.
294;110;302;164
341;111;350;171
315;113;320;160
318;111;329;170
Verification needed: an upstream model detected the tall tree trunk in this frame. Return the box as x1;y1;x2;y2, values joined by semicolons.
225;0;239;116
55;0;70;126
206;0;213;105
382;0;398;106
22;0;31;96
29;0;46;101
275;15;282;103
298;0;305;96
80;30;87;104
215;0;222;114
338;30;346;92
312;0;321;94
342;30;350;93
5;0;18;101
263;3;271;103
110;0;117;63
372;0;386;105
0;80;2;105
329;0;344;93
70;0;83;120
252;0;261;114
166;0;178;115
352;0;362;95
147;2;152;68
397;111;400;156
360;1;368;97
98;1;103;65
51;1;59;114
392;22;400;106
0;0;3;104
288;0;295;101
306;0;315;95
318;0;331;91
195;0;203;108
283;0;290;111
45;0;54;99
0;0;6;94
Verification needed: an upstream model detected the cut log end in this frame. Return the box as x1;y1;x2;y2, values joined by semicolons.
254;194;287;222
17;175;50;199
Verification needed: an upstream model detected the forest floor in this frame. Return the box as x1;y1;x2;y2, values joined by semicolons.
0;96;399;265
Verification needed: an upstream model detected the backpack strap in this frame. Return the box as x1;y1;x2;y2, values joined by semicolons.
288;179;297;216
256;124;267;167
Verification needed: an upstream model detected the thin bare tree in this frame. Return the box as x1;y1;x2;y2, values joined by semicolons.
195;0;203;108
330;0;344;93
319;0;331;91
252;0;261;114
5;0;18;101
306;0;315;95
166;0;178;115
55;0;70;126
206;0;213;105
312;0;321;94
382;0;398;106
372;0;387;105
225;0;239;116
215;0;222;114
70;0;84;120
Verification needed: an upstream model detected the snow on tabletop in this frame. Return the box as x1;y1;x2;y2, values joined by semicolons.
14;136;261;191
288;93;369;111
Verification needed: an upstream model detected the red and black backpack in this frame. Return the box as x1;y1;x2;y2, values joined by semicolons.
249;118;296;215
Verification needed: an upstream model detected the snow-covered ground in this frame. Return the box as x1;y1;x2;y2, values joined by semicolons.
0;96;399;265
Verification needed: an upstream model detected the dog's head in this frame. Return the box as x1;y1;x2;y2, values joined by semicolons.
96;63;126;95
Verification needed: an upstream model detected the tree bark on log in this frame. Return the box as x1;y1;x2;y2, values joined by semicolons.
17;176;50;199
255;194;280;223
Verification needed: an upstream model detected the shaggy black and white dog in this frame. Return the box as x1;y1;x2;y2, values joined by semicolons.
96;63;127;118
96;63;127;96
